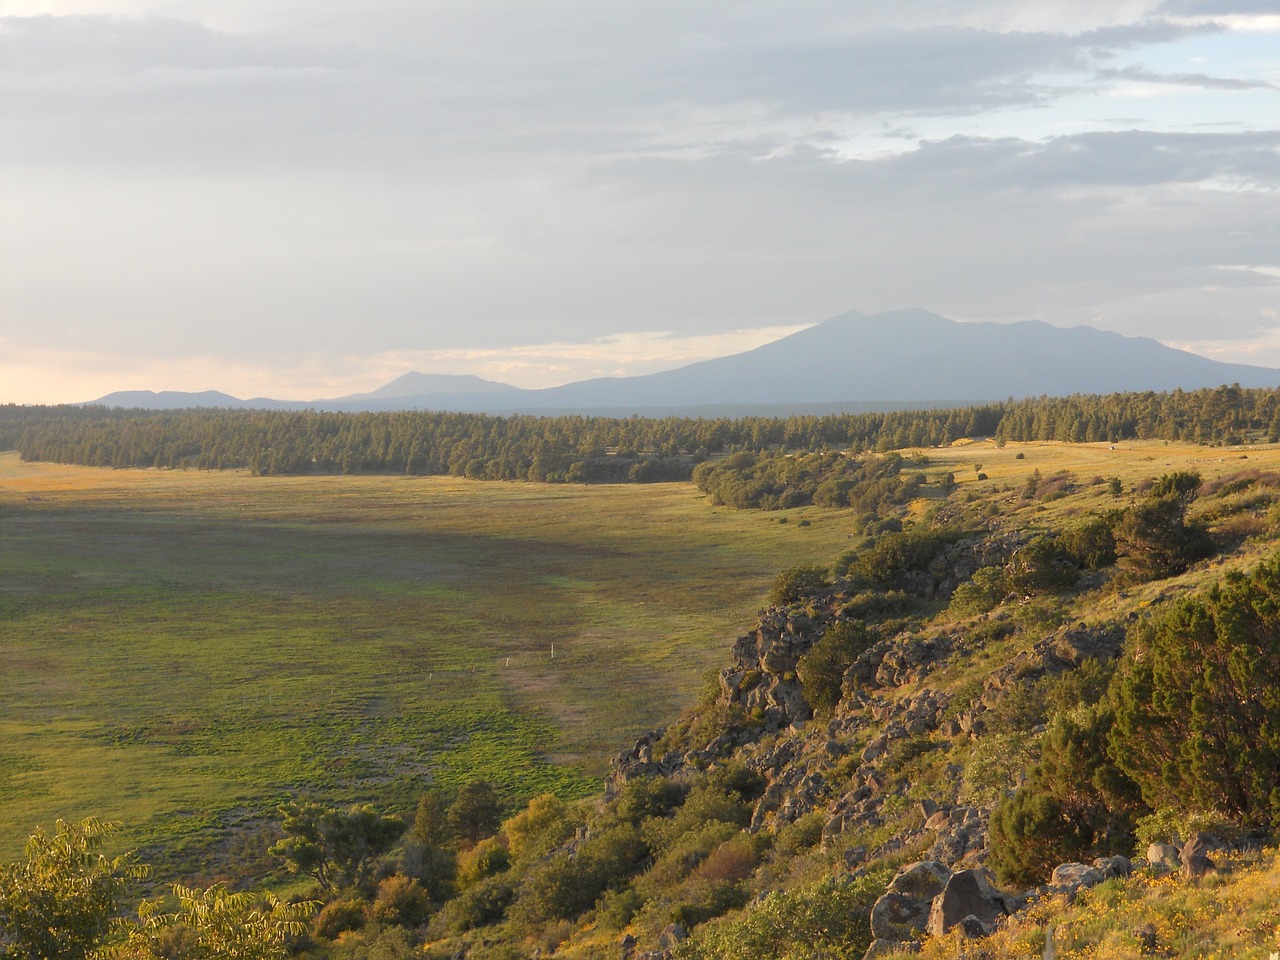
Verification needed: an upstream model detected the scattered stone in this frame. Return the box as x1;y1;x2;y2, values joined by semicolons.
870;893;931;942
1050;862;1106;893
925;810;950;830
887;861;953;900
1146;842;1180;873
657;923;687;949
1093;855;1132;879
926;869;1007;937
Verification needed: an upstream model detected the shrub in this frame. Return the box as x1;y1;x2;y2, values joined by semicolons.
988;706;1141;886
614;776;686;825
367;874;432;927
675;874;885;960
797;621;873;714
1108;558;1280;831
502;793;576;863
1060;514;1118;570
313;897;368;940
1006;537;1079;596
456;838;510;888
427;874;515;935
844;526;967;591
1113;473;1212;582
949;565;1009;616
769;565;831;606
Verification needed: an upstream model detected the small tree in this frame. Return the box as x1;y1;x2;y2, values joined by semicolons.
1108;558;1280;830
446;781;503;843
111;883;316;960
797;621;873;714
988;706;1141;886
0;818;146;960
768;566;830;606
270;802;403;893
1113;471;1210;582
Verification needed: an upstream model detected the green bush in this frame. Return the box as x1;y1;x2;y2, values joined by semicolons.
949;565;1009;616
769;565;831;606
674;874;885;960
844;527;967;591
797;621;873;714
988;706;1141;886
1006;537;1079;596
1108;558;1280;830
507;823;649;932
427;874;516;935
1113;472;1212;582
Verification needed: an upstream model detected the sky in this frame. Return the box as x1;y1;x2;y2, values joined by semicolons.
1;1;1278;403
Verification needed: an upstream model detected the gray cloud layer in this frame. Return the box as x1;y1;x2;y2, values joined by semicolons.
0;2;1277;396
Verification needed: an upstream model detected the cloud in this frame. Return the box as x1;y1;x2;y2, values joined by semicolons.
1098;64;1277;89
1;3;1278;401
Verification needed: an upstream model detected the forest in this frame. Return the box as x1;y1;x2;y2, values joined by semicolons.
0;383;1274;484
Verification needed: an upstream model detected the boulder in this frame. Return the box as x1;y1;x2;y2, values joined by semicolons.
1181;832;1218;863
1181;853;1215;880
1050;862;1106;893
657;923;687;949
869;893;931;942
868;862;952;942
1093;855;1132;879
1146;842;1180;873
926;869;1006;937
887;861;952;901
955;915;991;939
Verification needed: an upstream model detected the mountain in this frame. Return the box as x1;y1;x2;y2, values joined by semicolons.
87;389;271;410
86;309;1280;413
523;308;1280;410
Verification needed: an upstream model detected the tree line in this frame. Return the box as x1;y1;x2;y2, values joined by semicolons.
0;384;1275;482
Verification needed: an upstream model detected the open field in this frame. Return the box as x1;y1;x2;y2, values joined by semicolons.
0;453;861;868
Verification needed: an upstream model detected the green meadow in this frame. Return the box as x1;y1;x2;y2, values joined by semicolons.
0;453;859;867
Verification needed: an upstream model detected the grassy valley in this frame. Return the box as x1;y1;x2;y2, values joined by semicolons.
0;453;856;866
7;426;1280;958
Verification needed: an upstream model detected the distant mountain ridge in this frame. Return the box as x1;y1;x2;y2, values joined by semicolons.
88;309;1280;414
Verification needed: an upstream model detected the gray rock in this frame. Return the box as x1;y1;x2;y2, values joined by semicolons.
927;869;1006;937
869;892;931;941
1181;853;1215;880
1050;862;1106;892
1181;832;1218;863
657;923;687;949
955;914;991;939
1146;842;1180;872
887;861;952;901
1093;855;1132;879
